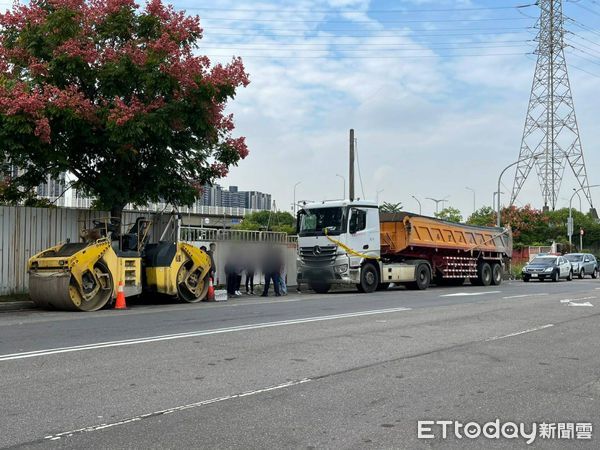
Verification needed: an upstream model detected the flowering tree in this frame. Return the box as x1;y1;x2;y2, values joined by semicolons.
0;0;249;219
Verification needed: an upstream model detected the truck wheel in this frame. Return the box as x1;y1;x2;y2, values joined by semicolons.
357;263;379;294
407;264;431;290
309;282;331;294
579;268;585;279
376;283;390;291
478;263;492;287
491;263;503;286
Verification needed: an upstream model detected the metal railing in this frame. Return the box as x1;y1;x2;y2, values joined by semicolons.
180;226;296;244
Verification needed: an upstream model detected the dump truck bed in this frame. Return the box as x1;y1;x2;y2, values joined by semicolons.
379;212;512;257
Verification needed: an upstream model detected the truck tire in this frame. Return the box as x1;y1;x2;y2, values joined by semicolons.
407;264;431;290
477;263;492;287
357;263;379;294
491;263;503;286
309;282;331;294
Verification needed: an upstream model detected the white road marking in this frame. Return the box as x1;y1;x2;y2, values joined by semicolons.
559;296;596;305
43;378;311;441
0;307;411;362
568;302;594;307
440;291;501;297
502;293;549;299
485;324;554;342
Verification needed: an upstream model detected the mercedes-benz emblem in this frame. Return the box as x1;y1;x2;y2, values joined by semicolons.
313;245;322;255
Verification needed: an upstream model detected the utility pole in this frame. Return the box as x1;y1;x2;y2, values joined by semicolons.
510;0;595;216
349;129;355;202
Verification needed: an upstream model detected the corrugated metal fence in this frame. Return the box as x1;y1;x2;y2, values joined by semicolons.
0;206;298;296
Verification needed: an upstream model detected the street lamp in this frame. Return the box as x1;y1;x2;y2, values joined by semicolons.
293;181;302;216
411;195;422;215
376;189;384;204
497;155;539;227
336;174;346;199
465;186;475;214
569;184;600;248
493;191;504;210
426;196;449;214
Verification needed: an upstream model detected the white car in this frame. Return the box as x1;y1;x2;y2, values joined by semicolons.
522;255;573;282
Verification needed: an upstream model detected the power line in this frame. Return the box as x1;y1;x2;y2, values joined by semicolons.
205;29;535;39
200;43;534;52
567;0;600;16
205;26;534;35
199;16;534;24
204;52;531;60
186;4;536;14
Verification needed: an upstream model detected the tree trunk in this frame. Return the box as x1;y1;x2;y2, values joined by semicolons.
110;204;126;234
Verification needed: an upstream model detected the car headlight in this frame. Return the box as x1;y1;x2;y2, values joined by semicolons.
545;267;554;272
522;267;527;272
334;264;349;274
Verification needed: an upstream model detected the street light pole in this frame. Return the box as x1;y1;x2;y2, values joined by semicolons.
412;195;422;215
569;184;600;248
497;155;539;227
466;186;475;214
293;181;302;216
426;196;449;214
336;174;346;199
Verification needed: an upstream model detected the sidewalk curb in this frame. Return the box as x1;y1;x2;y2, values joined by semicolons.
0;301;37;312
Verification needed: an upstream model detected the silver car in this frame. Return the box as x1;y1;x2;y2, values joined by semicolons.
565;253;599;279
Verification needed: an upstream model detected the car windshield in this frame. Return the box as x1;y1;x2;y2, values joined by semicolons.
530;257;557;266
565;255;583;262
298;207;346;236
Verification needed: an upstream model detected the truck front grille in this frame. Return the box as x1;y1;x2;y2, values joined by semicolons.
299;245;337;266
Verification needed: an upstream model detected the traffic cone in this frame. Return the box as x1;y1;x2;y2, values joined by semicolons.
114;281;127;309
206;277;215;302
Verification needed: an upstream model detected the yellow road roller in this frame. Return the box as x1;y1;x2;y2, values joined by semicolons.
27;215;211;311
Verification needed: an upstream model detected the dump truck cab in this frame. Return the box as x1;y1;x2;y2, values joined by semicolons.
296;200;383;293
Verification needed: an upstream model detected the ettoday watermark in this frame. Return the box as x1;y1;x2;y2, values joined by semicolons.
417;420;592;445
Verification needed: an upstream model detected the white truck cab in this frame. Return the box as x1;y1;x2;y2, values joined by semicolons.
296;200;417;293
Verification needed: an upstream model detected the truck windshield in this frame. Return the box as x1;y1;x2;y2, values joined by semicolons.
298;207;346;236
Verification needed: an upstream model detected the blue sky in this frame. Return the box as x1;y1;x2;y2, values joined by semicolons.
3;0;600;216
177;0;600;216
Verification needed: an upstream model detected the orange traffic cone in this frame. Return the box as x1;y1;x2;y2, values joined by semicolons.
206;277;215;302
114;281;127;309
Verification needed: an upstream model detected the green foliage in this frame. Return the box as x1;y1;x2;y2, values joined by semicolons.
467;206;496;226
435;206;463;223
380;202;403;213
235;210;296;234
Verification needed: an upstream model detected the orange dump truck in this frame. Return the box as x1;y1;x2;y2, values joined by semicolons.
379;212;512;287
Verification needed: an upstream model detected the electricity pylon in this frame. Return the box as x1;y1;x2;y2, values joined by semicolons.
510;0;594;214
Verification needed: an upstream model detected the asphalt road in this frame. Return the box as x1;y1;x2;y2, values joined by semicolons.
1;279;599;449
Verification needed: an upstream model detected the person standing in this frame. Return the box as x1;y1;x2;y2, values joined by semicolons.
245;255;255;295
261;246;281;297
207;242;217;281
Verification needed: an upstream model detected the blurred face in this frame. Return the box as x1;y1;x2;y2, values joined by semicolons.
210;244;216;252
